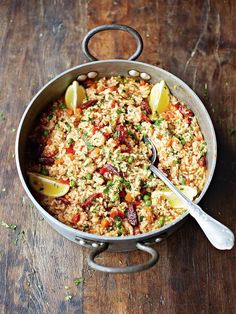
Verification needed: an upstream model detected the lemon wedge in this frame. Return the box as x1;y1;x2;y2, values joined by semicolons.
28;172;70;197
158;185;197;208
149;80;170;120
65;81;86;112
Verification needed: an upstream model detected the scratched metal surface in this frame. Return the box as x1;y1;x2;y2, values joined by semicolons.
0;1;236;313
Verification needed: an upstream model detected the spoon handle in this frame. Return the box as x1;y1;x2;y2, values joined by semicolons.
150;165;234;250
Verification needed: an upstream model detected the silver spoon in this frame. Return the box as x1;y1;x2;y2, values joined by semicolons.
144;137;234;250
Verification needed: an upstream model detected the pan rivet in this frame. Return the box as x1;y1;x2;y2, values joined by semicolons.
77;74;87;81
92;243;99;248
128;69;140;77
88;71;98;79
79;239;85;245
140;72;151;80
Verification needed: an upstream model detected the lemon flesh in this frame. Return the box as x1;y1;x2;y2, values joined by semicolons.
65;81;86;112
149;80;170;120
158;185;197;208
28;172;70;197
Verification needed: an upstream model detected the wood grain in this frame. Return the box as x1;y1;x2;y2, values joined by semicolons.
0;0;235;313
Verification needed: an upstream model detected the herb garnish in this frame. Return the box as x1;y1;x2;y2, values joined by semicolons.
1;221;17;230
74;278;84;286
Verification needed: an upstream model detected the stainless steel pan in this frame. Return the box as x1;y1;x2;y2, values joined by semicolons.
15;24;217;273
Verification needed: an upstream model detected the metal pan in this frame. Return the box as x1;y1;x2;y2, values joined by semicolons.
15;24;217;273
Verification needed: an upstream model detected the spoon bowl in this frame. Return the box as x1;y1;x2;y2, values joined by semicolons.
144;137;235;250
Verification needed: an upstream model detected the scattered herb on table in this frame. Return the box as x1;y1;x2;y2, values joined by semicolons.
64;285;73;301
0;112;6;122
1;221;17;230
74;277;84;286
13;230;25;245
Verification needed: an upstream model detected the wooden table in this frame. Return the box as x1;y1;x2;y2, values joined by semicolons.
0;1;235;313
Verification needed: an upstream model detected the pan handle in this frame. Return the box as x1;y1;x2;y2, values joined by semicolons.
82;24;143;61
87;242;159;273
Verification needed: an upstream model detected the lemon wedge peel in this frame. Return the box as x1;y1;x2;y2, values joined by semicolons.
149;80;170;120
28;172;70;197
159;185;198;209
65;81;86;112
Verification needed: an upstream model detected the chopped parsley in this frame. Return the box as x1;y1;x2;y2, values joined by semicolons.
0;112;6;121
178;136;186;145
84;141;94;150
59;102;66;109
74;277;84;286
65;122;71;133
154;117;164;126
1;221;17;230
43;129;49;137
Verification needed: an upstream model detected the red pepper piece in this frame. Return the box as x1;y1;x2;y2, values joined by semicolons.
133;200;140;207
109;86;117;92
92;126;100;134
103;132;111;139
99;164;123;177
59;178;70;185
141;113;151;122
66;145;75;154
81;193;102;209
110;210;125;219
111;100;117;108
71;213;80;224
80;100;98;110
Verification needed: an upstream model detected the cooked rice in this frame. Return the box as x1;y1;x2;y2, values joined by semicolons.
27;76;207;236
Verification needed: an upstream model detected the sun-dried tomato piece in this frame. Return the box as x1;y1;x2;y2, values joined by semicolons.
71;213;80;224
116;124;127;144
80;100;98;110
81;193;102;209
127;203;138;227
141;99;151;115
198;156;206;167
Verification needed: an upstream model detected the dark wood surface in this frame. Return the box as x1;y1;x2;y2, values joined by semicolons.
0;1;236;313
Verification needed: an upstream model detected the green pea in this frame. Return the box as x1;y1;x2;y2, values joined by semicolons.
143;194;150;201
47;114;53;121
103;187;109;194
128;156;134;163
113;194;119;201
145;200;151;206
139;216;144;222
136;124;142;131
67;138;74;145
41;168;49;176
120;177;125;183
157;216;165;227
43;129;49;137
87;173;92;180
114;216;122;222
116;221;122;228
70;180;77;187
